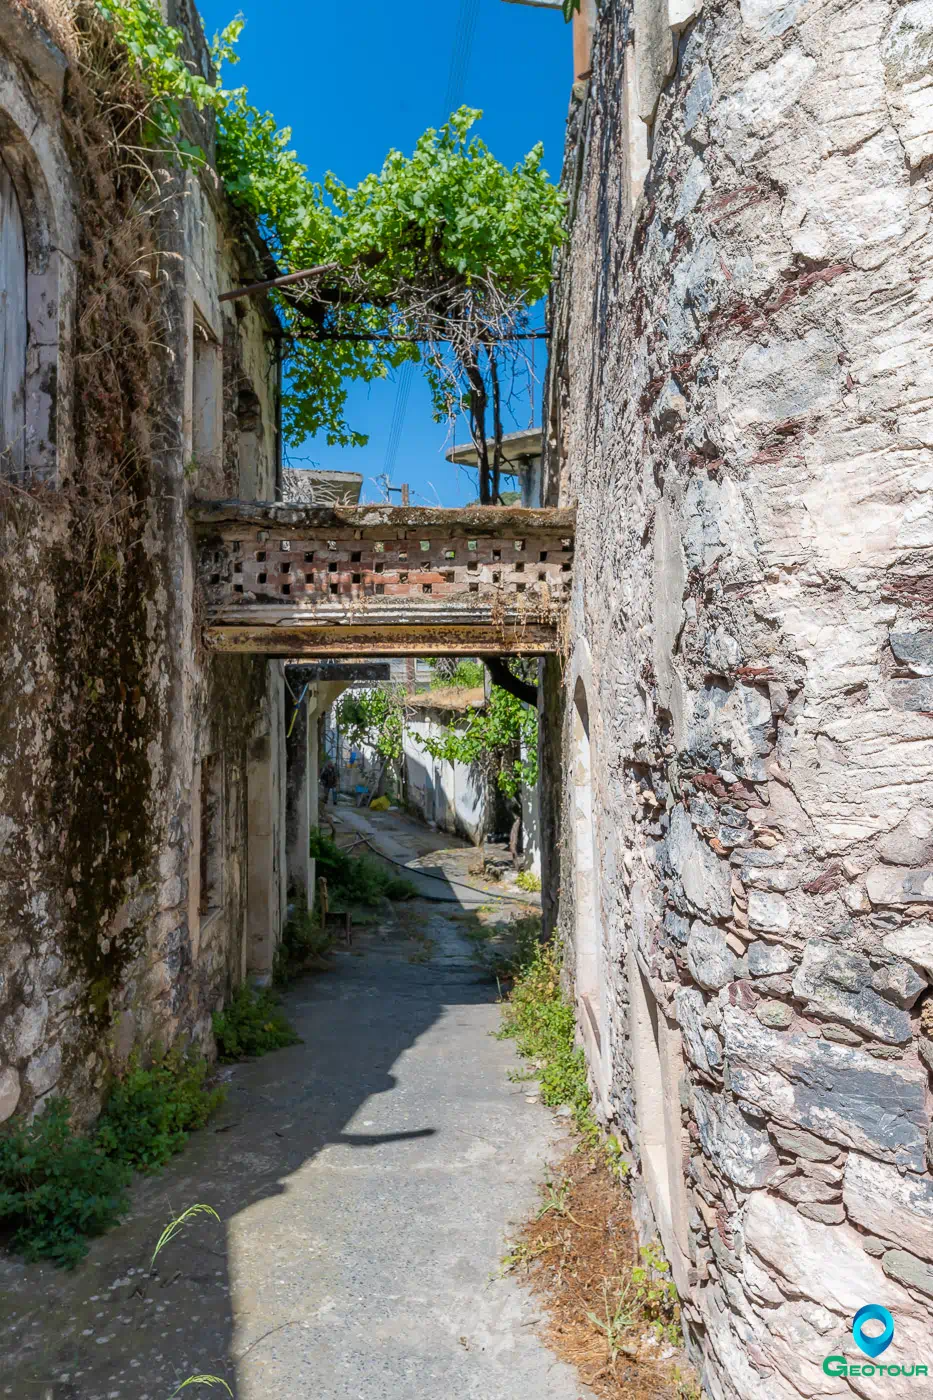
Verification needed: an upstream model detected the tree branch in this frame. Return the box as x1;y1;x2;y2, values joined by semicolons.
481;657;538;707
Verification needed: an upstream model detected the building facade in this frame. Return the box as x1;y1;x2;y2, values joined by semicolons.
0;0;291;1124
545;0;933;1395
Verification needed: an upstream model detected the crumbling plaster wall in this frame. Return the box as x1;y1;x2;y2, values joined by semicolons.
547;0;933;1395
0;4;284;1126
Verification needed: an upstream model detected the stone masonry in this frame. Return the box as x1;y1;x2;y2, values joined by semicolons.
0;1;289;1124
545;0;933;1395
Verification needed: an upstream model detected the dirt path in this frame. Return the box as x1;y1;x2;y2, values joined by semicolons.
0;817;590;1400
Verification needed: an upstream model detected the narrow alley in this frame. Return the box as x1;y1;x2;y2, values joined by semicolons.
1;815;588;1400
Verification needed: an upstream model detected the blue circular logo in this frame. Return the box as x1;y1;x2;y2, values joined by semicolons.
853;1305;895;1359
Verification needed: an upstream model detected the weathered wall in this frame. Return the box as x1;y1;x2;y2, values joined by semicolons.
549;1;933;1394
404;709;488;845
0;3;285;1124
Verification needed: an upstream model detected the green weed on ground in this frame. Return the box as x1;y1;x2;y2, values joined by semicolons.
310;829;417;906
96;1048;226;1173
274;905;334;984
515;870;542;893
0;1099;131;1268
497;930;599;1145
0;1049;227;1268
212;983;301;1061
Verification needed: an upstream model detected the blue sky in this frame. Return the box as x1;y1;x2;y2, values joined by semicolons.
197;0;570;505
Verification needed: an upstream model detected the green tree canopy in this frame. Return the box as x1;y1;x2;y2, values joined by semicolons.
100;3;567;478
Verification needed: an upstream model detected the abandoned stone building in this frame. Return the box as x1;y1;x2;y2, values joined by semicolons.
540;0;933;1395
7;0;933;1393
0;0;303;1125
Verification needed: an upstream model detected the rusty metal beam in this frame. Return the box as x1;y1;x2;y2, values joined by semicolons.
204;623;560;657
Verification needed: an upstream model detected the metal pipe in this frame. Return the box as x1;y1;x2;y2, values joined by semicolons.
220;261;341;303
285;331;550;343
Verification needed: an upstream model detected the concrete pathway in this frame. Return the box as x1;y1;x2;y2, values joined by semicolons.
0;820;588;1400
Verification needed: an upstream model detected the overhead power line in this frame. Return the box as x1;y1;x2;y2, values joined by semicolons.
444;0;480;115
383;360;415;481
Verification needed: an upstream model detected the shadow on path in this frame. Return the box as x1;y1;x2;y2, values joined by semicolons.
0;819;580;1400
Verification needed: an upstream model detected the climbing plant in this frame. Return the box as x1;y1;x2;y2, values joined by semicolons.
99;1;567;481
335;686;406;763
417;685;538;799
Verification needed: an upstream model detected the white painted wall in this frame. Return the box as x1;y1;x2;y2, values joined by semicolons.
403;712;486;845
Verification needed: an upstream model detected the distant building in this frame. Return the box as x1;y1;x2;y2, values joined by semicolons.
446;427;542;507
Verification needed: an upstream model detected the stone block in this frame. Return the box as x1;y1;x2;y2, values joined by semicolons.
723;1006;928;1169
756;999;793;1029
692;1086;779;1188
882;1249;933;1299
885;677;933;711
797;1202;845;1225
880;808;933;867
752;974;794;997
744;1192;932;1348
792;940;912;1044
844;1154;933;1264
747;940;792;976
666;805;732;918
775;1174;840;1204
769;1123;838;1162
25;1042;60;1096
890;631;933;674
871;959;926;1009
669;0;703;30
747;890;791;932
675;985;723;1073
0;1067;20;1122
867;865;933;906
821;1023;862;1045
686;919;737;991
882;923;933;977
663;908;690;945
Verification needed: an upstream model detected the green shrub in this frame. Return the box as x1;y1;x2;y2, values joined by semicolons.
274;906;334;985
96;1049;226;1173
497;935;598;1144
515;870;542;893
0;1099;131;1268
212;984;301;1062
310;829;417;906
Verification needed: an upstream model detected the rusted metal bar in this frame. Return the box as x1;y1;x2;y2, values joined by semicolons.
202;622;561;657
219;261;341;303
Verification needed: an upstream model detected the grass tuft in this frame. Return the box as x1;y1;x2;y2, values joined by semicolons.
497;933;599;1145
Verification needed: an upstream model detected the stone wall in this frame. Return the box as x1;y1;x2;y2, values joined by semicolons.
547;0;933;1394
0;3;286;1124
